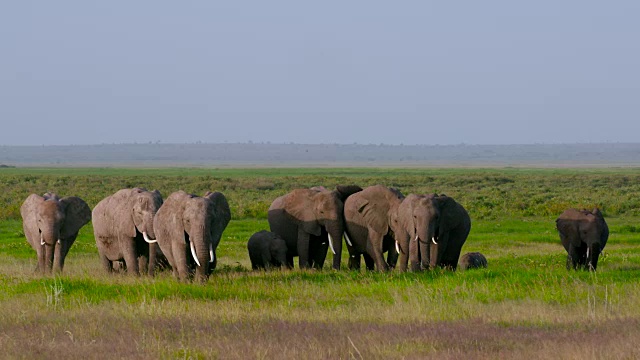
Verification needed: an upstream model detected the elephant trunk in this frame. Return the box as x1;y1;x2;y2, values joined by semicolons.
586;244;600;271
190;229;210;283
325;220;343;270
41;229;58;274
142;213;158;243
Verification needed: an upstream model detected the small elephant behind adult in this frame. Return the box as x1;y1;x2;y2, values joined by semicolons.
154;190;231;282
458;252;487;270
247;230;289;270
556;207;609;271
20;192;91;274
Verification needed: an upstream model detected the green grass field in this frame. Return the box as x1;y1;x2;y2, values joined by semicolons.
1;168;640;359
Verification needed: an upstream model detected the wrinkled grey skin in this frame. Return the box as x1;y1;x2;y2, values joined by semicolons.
247;230;289;270
556;208;609;271
268;185;362;270
399;194;471;271
458;252;487;270
154;191;231;282
343;185;405;271
93;188;163;276
20;193;91;274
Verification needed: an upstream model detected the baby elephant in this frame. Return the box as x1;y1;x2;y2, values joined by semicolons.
458;252;488;270
247;230;289;270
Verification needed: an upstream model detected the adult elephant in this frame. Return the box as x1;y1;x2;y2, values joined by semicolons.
268;185;362;270
20;193;91;274
556;208;609;271
343;185;405;271
399;194;471;271
154;190;231;282
93;188;163;275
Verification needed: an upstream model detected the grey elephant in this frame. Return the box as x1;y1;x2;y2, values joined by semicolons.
268;185;362;270
343;185;405;271
458;252;487;270
154;190;231;282
93;188;163;275
247;230;289;270
556;208;609;271
398;194;471;271
20;193;91;274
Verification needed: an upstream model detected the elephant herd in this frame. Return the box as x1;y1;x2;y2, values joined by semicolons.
19;184;609;282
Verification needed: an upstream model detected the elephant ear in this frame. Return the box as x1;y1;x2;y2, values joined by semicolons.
204;191;231;247
20;194;45;246
435;195;459;229
60;197;92;239
285;190;321;236
592;207;609;247
556;217;577;239
354;194;388;235
335;185;363;202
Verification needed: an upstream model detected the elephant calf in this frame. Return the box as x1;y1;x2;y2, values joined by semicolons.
458;252;487;270
247;230;289;270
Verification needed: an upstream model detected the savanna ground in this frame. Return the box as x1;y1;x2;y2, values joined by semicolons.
1;167;640;359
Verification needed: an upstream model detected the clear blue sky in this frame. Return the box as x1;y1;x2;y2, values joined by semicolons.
1;1;639;145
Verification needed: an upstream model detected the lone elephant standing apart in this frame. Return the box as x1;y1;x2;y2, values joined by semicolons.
268;185;362;270
20;193;91;274
247;230;289;270
154;190;231;282
403;194;471;271
343;185;405;271
556;208;609;271
93;188;163;275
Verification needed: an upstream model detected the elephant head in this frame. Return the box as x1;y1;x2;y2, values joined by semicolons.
396;194;471;271
129;188;163;243
20;193;91;273
556;208;609;271
154;190;231;282
345;185;405;271
269;185;362;270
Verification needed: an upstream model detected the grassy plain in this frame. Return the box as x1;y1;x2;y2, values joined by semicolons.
1;167;640;359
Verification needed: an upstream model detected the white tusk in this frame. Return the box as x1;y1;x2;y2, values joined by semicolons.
190;241;201;267
57;239;61;245
432;236;438;245
396;241;401;254
142;231;157;244
414;235;419;243
40;233;45;246
209;243;215;263
328;233;336;255
586;247;590;260
344;232;352;247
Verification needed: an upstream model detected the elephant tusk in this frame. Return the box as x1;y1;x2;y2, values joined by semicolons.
142;231;157;244
586;247;590;260
344;232;353;247
57;239;61;245
190;241;201;267
209;243;215;263
40;233;45;246
432;236;438;245
328;233;336;255
414;235;419;243
396;241;401;254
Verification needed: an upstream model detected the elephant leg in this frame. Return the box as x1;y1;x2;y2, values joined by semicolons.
310;237;329;270
297;229;311;269
100;253;113;273
366;228;388;271
349;253;361;270
286;254;294;269
363;253;375;271
138;255;149;275
172;241;190;281
122;237;140;276
567;243;580;270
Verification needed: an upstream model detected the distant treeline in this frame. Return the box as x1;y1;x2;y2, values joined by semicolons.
1;143;640;167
